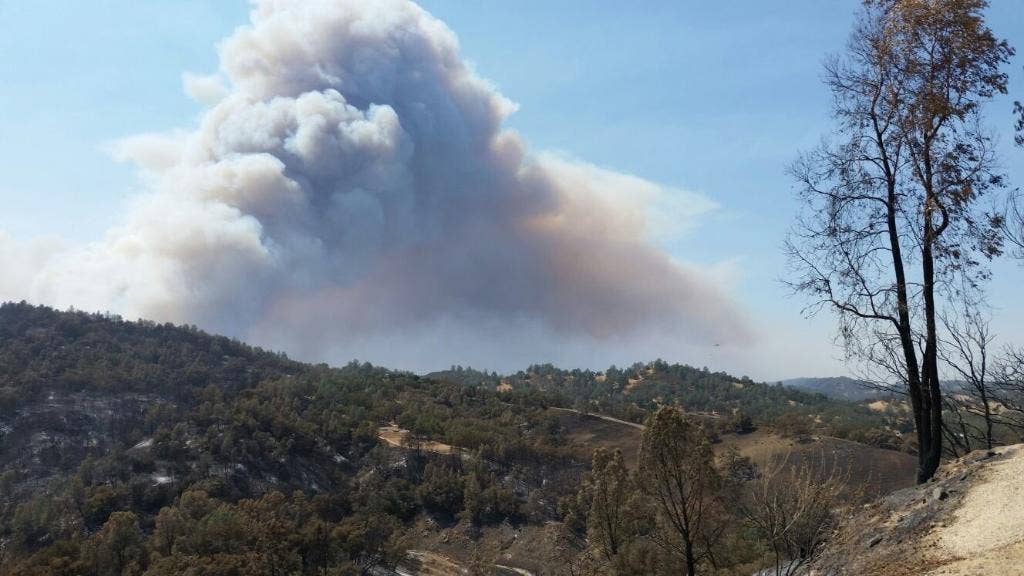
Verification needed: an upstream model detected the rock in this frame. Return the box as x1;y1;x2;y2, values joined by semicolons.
932;487;948;501
967;450;996;465
867;535;884;548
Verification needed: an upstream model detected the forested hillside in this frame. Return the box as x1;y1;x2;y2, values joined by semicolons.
781;377;882;402
0;303;578;574
431;361;905;448
0;303;914;574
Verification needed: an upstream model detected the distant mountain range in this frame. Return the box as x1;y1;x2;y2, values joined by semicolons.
782;376;971;401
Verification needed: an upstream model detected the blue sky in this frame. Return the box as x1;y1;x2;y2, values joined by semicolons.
1;1;1023;379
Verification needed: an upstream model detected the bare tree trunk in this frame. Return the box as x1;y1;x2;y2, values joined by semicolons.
918;148;944;482
977;347;994;450
684;531;696;576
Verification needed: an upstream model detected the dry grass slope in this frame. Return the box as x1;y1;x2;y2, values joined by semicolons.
718;430;917;499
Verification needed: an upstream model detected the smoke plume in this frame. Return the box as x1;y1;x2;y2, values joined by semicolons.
6;0;751;370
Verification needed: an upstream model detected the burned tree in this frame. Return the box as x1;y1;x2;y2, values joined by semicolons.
737;453;848;576
787;0;1013;482
939;304;996;452
989;347;1024;436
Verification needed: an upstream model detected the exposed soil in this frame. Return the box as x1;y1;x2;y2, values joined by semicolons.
378;424;458;455
811;444;1024;576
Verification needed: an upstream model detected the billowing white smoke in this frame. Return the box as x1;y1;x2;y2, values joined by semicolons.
7;0;751;370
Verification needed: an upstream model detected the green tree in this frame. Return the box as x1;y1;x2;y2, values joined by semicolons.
730;410;755;434
637;407;721;576
417;462;465;516
9;496;83;555
585;448;635;563
84;511;146;576
336;512;404;575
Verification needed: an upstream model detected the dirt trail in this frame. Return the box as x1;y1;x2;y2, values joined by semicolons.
812;443;1024;575
927;444;1024;575
549;406;646;429
397;550;536;576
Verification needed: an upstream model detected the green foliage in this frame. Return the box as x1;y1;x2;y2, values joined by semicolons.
82;511;145;576
0;303;585;573
730;410;756;434
0;302;301;410
8;494;82;555
436;359;897;440
461;468;519;525
637;408;721;576
585;448;637;563
417;462;465;516
0;303;906;574
772;412;813;438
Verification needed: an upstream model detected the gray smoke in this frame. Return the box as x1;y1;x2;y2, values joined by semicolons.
5;0;751;370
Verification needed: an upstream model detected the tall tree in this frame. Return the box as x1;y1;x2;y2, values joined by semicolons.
637;407;720;576
586;448;635;564
787;0;1013;482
